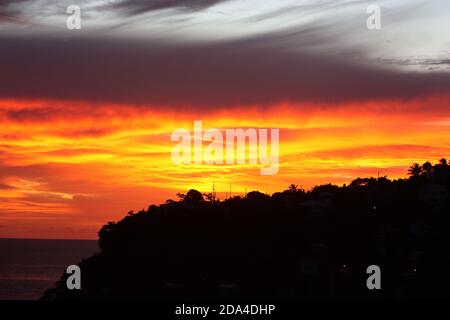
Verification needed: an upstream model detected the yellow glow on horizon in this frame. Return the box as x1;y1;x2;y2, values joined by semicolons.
1;97;449;238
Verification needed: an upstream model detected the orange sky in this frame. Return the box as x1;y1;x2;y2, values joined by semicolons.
1;0;450;241
0;96;449;239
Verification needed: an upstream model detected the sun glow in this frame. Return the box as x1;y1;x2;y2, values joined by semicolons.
1;96;449;238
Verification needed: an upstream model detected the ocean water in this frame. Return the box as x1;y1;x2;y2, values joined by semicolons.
0;238;98;300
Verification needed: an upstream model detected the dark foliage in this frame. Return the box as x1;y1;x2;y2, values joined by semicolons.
42;160;450;299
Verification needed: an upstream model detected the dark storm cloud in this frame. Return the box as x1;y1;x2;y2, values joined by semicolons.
0;0;30;23
0;0;228;21
0;0;60;26
0;0;23;8
0;30;450;110
0;12;22;23
0;0;28;13
111;0;227;15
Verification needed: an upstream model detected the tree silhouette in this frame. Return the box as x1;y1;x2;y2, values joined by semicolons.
184;189;204;203
408;163;422;177
422;161;433;177
42;159;450;300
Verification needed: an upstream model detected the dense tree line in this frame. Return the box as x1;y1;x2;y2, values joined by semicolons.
43;159;450;299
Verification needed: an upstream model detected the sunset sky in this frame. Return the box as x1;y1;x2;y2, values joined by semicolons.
1;0;449;239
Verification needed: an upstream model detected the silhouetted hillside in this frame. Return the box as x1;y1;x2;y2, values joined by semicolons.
42;159;450;299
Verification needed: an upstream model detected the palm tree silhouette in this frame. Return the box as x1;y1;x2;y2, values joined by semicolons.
408;163;422;177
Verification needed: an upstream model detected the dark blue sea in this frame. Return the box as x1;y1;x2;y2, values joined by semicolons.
0;238;98;300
